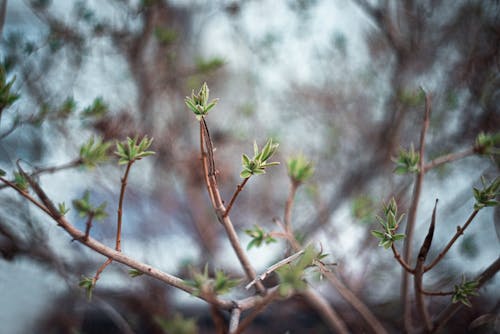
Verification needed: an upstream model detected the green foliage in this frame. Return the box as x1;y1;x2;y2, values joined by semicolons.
472;176;500;210
0;168;5;177
287;154;314;183
245;225;277;250
78;276;94;301
115;136;155;165
195;57;225;73
56;97;77;118
276;245;321;296
240;138;280;178
58;202;70;215
393;144;419;174
154;26;177;45
128;269;144;278
452;276;479;307
155;313;198;334
351;195;375;223
72;191;108;220
184;82;219;120
79;136;111;168
0;65;20;112
372;198;406;249
475;132;500;155
186;265;240;296
81;97;108;118
14;172;29;191
398;88;425;107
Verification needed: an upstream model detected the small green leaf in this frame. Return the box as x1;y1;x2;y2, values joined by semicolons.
129;269;144;278
78;276;95;301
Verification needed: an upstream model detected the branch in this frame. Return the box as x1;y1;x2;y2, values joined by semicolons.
423;147;475;173
402;89;431;331
234;288;280;334
223;177;249;218
284;181;299;243
432;256;500;332
391;243;414;274
414;199;438;332
199;118;265;294
424;210;479;272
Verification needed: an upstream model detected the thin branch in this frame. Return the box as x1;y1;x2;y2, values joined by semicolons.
424;210;479;272
432;256;500;332
423;147;475;173
199;118;265;294
0;176;52;216
235;288;280;334
84;212;95;241
421;290;453;297
391;243;414;273
402;89;431;332
245;249;305;290
116;161;133;252
414;199;438;332
223;177;249;218
284;181;299;240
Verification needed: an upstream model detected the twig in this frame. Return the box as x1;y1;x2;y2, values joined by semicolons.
424;210;479;272
391;243;414;273
84;212;95;241
402;89;431;332
234;288;280;334
224;177;249;218
116;161;133;252
420;290;453;297
0;176;52;216
229;307;241;334
284;181;299;243
423;147;475;173
245;249;305;290
414;199;438;332
199;118;265;294
432;256;500;332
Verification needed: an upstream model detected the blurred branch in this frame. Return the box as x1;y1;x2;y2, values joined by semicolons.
424;209;479;272
414;199;438;332
423;147;476;173
402;90;431;331
0;0;6;38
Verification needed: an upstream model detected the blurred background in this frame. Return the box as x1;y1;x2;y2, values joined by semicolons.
0;0;499;333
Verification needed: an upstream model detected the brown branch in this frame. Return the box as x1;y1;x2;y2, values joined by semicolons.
424;210;479;272
234;288;280;334
116;161;133;252
199;119;265;294
391;243;414;274
223;177;249;218
0;176;52;216
421;290;453;297
432;256;500;332
423;147;475;173
84;212;95;241
402;90;431;332
284;181;299;241
414;199;438;332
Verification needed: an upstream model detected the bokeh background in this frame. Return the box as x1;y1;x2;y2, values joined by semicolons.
0;0;499;333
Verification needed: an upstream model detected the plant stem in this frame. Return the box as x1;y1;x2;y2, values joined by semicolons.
116;161;133;252
423;147;475;173
84;212;95;241
224;177;249;218
424;210;479;272
199;119;265;294
391;244;414;273
413;200;438;332
402;90;431;332
301;289;350;334
284;181;298;240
